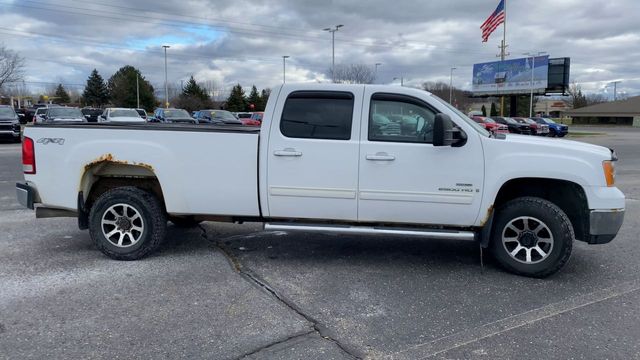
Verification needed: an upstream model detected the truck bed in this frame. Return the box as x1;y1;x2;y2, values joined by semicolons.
24;122;261;217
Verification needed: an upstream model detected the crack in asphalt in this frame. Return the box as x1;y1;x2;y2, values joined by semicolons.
236;330;315;359
197;225;362;360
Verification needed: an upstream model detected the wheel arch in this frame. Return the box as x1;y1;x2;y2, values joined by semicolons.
490;177;589;242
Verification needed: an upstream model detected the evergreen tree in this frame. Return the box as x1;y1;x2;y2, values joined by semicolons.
481;104;487;116
490;102;498;116
54;84;71;104
225;84;247;112
247;85;260;111
107;65;156;110
258;88;271;111
181;76;209;101
173;75;213;112
82;69;109;107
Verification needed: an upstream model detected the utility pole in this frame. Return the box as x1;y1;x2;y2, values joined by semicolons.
393;77;404;86
524;51;546;117
609;81;621;101
136;73;140;109
282;55;290;83
449;67;457;104
323;25;343;83
374;63;382;83
162;45;170;108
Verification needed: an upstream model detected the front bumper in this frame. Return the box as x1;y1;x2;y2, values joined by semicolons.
588;209;625;244
16;182;36;209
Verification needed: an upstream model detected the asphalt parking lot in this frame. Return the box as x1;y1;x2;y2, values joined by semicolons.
1;127;639;360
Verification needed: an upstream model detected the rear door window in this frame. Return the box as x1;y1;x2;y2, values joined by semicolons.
280;91;354;140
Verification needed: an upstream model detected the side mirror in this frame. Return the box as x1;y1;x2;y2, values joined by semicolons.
433;113;467;147
433;113;454;147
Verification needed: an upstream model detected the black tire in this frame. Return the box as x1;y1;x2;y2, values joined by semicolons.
549;128;557;137
558;133;566;138
169;216;202;228
89;186;167;260
490;197;573;278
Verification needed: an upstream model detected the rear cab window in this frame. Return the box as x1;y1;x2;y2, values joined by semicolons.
280;91;354;140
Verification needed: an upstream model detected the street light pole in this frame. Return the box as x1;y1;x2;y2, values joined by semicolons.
609;81;621;101
374;63;382;82
449;67;457;104
136;73;140;109
524;51;546;117
393;77;404;86
162;45;170;108
323;25;343;83
282;55;290;84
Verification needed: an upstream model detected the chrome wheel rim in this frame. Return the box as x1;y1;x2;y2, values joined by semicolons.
101;203;144;248
502;216;553;264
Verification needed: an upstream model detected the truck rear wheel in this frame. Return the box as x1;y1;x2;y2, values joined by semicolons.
89;187;167;260
490;197;573;278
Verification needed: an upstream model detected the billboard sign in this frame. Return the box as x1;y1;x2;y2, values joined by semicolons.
472;55;549;96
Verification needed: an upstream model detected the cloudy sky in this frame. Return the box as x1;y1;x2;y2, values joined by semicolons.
1;0;639;99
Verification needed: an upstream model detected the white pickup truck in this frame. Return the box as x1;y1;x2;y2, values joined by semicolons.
16;84;625;277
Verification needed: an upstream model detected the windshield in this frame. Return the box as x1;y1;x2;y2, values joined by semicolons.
0;108;16;118
484;118;496;123
164;109;191;119
505;117;518;124
48;108;83;118
430;95;489;137
111;109;140;117
543;118;556;124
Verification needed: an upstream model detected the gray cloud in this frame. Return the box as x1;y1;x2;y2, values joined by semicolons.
1;0;638;98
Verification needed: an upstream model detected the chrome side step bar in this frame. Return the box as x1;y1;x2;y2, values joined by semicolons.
264;223;475;241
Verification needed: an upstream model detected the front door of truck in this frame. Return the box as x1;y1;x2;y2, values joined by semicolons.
357;90;484;226
266;87;363;220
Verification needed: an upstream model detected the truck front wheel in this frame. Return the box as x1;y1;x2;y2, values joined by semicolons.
490;197;573;278
89;187;167;260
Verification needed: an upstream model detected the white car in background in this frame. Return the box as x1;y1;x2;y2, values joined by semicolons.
99;108;145;123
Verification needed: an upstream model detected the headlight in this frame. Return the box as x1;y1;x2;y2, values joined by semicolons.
602;160;615;187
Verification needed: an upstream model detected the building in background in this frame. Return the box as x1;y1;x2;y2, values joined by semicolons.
566;96;640;126
534;99;570;117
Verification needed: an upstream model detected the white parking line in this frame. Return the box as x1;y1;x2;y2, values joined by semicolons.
389;279;640;359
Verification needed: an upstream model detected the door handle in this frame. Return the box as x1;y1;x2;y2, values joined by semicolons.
366;153;395;161
274;148;302;157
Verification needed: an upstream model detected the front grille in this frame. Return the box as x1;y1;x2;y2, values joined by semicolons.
0;124;12;131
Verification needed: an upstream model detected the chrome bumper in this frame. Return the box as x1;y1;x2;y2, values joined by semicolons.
588;209;625;244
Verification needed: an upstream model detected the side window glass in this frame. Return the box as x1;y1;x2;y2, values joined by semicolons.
280;92;354;140
368;97;437;143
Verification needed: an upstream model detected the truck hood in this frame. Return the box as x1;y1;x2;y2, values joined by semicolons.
503;134;612;160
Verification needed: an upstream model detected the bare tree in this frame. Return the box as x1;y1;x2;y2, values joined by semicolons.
330;63;376;84
421;81;473;111
0;45;25;91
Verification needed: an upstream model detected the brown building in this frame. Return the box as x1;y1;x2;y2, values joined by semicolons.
566;96;640;126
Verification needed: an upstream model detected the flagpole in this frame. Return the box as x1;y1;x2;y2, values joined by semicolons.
500;0;507;116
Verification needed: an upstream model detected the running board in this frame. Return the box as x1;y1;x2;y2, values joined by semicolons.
264;223;475;241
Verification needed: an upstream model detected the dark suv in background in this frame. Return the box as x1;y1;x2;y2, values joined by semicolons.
0;105;21;142
493;116;532;135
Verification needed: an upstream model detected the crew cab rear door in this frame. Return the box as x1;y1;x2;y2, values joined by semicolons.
266;86;363;220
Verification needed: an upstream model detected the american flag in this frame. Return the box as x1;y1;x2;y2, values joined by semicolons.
481;0;505;42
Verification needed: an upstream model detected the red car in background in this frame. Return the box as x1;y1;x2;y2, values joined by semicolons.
471;116;509;134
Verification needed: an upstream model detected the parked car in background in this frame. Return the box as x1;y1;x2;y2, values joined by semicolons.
153;108;197;124
32;105;62;123
494;117;532;135
194;110;242;125
100;108;144;123
471;116;508;134
0;105;21;142
513;117;540;135
135;109;148;120
522;118;549;136
81;108;103;122
14;108;28;124
532;117;568;137
235;112;253;120
42;107;87;123
250;112;264;123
